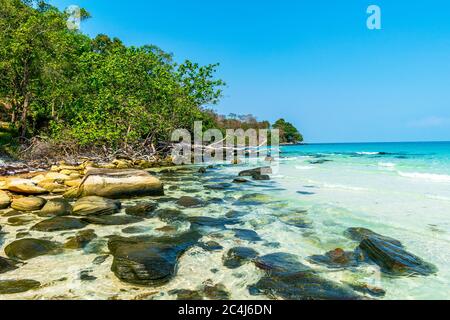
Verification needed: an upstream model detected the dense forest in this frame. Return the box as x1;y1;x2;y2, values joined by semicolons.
0;0;302;159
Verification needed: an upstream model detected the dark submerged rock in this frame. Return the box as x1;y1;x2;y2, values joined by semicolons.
359;236;437;276
5;238;62;261
203;283;231;300
31;217;88;232
234;193;271;206
252;174;270;181
81;215;143;226
223;247;259;269
64;229;97;249
187;216;239;230
0;280;41;295
125;202;158;217
308;248;363;269
154;208;187;223
233;229;262;242
108;231;202;285
233;178;249;184
176;196;204;208
344;227;403;247
0;256;19;274
345;282;386;298
205;183;232;190
249;253;361;300
198;241;223;251
238;167;272;177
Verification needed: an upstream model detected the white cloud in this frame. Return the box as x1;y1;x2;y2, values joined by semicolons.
408;116;450;128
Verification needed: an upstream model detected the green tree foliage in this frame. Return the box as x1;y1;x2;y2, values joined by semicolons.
0;0;224;148
273;118;303;144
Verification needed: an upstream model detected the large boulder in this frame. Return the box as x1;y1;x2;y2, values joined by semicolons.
108;231;201;285
72;196;121;216
359;236;437;276
0;190;11;209
5;238;62;261
11;197;46;212
4;178;48;195
37;198;73;217
64;168;164;199
31;217;88;232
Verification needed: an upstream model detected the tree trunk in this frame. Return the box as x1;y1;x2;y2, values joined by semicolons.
20;94;30;138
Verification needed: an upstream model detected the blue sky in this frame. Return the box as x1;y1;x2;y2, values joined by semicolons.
51;0;450;143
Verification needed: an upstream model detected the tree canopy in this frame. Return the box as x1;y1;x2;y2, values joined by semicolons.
273;119;303;144
0;0;303;156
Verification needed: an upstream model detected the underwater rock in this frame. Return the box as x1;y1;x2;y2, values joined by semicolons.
233;229;262;242
11;197;46;212
233;178;249;184
5;238;62;261
198;167;207;174
81;215;143;226
198;241;223;251
279;215;312;229
308;248;363;269
344;227;403;247
31;217;88;232
205;183;233;190
251;174;270;181
125;202;158;217
359;236;437;276
223;247;259;269
73;196;121;216
234;193;272;206
7;215;35;226
0;256;19;274
176;196;204;208
0;279;41;295
154;208;187;223
345;282;386;298
203;283;231;300
188;216;240;230
64;229;97;249
108;230;202;285
249;253;362;300
37;198;73;217
238;167;272;177
121;226;150;234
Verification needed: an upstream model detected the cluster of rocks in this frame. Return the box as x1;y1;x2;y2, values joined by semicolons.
0;162;439;300
308;227;437;277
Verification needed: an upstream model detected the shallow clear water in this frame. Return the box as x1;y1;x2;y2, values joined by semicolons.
1;142;450;300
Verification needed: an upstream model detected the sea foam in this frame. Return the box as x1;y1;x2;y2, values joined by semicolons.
398;171;450;183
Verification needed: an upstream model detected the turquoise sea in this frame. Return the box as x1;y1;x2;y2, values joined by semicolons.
1;142;450;300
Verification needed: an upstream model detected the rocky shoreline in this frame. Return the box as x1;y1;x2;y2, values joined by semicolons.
0;159;438;299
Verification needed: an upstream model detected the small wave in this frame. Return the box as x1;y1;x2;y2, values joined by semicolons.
398;171;450;183
323;183;368;191
378;162;396;168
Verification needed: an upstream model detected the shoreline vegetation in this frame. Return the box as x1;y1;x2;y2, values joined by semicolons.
0;0;303;166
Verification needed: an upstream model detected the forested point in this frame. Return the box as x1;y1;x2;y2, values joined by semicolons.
0;0;302;160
